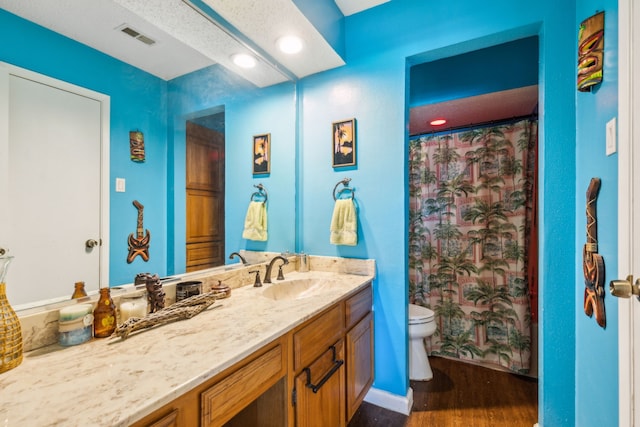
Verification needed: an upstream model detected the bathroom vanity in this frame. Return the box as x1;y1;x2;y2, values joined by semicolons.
0;256;374;427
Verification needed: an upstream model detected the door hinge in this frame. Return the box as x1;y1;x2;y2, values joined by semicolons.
292;388;297;406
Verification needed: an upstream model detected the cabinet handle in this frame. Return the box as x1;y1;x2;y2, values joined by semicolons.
303;345;344;394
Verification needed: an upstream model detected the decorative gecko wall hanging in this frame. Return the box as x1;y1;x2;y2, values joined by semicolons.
127;200;151;263
582;177;606;328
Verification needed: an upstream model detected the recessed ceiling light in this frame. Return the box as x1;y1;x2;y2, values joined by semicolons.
232;53;256;69
430;119;447;126
277;35;303;54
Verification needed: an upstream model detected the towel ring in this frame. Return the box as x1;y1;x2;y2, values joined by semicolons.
251;184;268;203
333;178;355;201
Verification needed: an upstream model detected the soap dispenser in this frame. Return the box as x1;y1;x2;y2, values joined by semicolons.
299;253;309;272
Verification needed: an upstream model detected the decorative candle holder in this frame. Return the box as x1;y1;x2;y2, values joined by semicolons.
119;291;148;323
58;304;93;346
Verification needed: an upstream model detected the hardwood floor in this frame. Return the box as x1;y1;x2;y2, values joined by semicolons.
348;356;538;427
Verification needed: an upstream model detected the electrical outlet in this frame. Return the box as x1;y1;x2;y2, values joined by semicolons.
606;117;617;156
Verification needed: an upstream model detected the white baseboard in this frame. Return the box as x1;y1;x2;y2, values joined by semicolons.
363;386;414;416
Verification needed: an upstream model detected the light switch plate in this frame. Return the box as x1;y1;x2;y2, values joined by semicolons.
606;117;617;156
115;177;126;192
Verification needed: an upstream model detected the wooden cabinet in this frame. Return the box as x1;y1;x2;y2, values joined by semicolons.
131;282;373;427
292;283;373;426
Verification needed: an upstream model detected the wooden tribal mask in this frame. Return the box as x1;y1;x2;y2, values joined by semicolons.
577;11;604;92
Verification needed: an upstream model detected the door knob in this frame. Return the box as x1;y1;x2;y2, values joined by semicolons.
609;275;640;299
0;247;5;256
85;239;99;249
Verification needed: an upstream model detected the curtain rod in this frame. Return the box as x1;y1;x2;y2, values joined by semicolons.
409;113;538;138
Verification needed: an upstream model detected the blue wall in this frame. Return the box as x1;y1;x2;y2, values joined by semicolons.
409;36;539;107
299;0;577;425
574;1;619;427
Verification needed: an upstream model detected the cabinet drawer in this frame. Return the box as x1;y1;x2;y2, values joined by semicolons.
201;342;285;426
345;285;372;330
145;409;178;427
294;304;344;372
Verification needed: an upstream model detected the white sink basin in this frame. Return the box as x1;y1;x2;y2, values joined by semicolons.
261;278;345;301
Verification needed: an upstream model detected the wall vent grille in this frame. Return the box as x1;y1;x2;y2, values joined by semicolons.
118;25;156;46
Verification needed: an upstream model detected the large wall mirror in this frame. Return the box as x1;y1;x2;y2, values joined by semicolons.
0;9;298;311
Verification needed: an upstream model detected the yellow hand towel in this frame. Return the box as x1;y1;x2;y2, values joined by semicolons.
330;198;358;246
242;201;268;241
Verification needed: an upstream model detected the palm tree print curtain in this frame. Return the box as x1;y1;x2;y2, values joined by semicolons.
408;118;537;374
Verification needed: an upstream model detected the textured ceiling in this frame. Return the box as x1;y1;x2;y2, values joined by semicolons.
204;0;345;79
409;85;539;136
0;0;384;86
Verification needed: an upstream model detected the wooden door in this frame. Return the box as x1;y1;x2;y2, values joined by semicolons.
0;64;106;307
294;340;346;427
185;121;224;271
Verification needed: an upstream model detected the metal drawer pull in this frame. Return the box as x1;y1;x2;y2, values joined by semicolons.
304;345;344;394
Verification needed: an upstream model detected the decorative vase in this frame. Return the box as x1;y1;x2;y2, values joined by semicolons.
71;281;88;299
93;287;116;338
0;256;23;374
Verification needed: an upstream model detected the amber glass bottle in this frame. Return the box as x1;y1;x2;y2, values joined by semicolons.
93;287;116;338
71;281;88;299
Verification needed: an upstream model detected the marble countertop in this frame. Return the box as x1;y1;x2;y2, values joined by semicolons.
0;267;374;427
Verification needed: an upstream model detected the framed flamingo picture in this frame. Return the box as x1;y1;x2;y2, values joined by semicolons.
332;118;356;167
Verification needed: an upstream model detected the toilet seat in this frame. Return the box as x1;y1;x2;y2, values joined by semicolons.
409;304;435;324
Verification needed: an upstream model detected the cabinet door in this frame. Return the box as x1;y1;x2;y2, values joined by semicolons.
295;340;345;427
346;312;373;421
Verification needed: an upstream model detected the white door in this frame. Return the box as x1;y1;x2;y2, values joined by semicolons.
0;64;109;307
617;0;640;425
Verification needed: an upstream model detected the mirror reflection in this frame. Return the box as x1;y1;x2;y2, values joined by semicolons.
0;9;297;311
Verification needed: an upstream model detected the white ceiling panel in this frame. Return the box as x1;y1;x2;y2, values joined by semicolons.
0;0;383;85
334;0;390;16
204;0;345;79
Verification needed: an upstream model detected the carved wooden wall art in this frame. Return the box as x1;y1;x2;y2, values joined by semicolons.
127;200;151;263
129;130;145;162
577;11;604;92
583;177;606;328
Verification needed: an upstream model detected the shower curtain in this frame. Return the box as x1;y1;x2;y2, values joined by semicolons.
408;118;537;374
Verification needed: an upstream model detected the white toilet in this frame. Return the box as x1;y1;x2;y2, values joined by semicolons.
408;303;437;381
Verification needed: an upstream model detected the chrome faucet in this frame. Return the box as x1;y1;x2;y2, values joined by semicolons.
264;255;289;284
229;251;248;265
